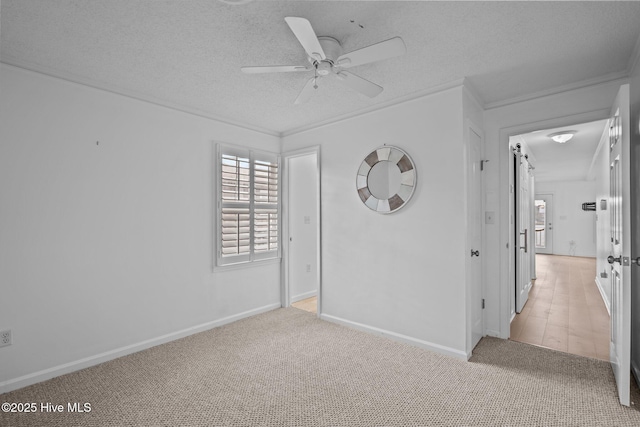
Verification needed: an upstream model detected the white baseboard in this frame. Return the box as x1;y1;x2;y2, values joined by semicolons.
485;329;502;339
320;314;468;361
290;290;317;303
0;303;281;395
595;276;611;316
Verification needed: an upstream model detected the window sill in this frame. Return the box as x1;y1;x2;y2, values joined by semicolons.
213;257;281;273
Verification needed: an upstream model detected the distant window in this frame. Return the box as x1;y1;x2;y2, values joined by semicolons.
217;144;280;266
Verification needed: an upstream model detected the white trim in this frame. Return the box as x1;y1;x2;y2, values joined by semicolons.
485;72;629;110
290;290;318;304
462;78;486;111
586;118;611;181
4;58;634;139
0;303;281;395
320;314;469;360
485;329;501;338
0;60;280;137
282;79;466;137
212;257;281;272
595;276;611;316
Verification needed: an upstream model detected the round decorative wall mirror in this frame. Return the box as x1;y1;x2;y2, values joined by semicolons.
356;146;416;214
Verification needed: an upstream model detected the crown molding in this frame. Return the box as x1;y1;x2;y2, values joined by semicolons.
281;78;466;137
0;59;281;138
484;71;629;111
627;31;640;77
586;118;610;181
461;78;486;111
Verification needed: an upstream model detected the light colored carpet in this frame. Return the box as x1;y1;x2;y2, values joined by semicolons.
2;308;640;426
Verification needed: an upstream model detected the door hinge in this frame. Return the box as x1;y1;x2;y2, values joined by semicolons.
482;299;485;309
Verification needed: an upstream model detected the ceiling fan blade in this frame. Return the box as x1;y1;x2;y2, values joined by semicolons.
241;65;309;74
336;37;406;68
285;17;326;61
294;77;318;105
335;71;383;98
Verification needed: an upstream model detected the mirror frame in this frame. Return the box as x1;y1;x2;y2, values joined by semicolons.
356;146;416;214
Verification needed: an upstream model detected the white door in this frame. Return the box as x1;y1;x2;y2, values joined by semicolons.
514;147;532;313
529;175;536;280
534;194;553;254
608;84;631;406
467;126;483;349
283;149;320;312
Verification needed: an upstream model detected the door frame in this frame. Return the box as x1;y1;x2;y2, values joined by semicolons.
281;146;322;315
500;109;611;336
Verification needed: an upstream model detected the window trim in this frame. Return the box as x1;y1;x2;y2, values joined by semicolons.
215;143;281;269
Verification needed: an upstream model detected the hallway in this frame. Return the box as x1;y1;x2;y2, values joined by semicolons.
510;255;610;360
291;296;317;314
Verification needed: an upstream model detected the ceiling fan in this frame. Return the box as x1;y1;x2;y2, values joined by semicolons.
241;17;406;104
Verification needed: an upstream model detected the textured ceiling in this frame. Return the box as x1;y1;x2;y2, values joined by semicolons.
2;1;640;135
518;119;608;182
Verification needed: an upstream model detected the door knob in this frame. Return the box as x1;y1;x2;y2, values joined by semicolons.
632;257;640;266
471;250;480;257
608;255;621;264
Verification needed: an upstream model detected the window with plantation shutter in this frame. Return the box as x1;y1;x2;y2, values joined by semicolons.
216;144;280;267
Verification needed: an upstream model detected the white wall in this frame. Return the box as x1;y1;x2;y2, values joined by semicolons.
0;64;281;392
282;86;469;358
535;180;597;257
483;78;625;338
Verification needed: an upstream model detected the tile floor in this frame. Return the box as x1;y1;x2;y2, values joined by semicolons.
291;296;317;314
510;254;610;360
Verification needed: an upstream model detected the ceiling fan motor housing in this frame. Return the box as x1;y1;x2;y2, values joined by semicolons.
311;36;343;75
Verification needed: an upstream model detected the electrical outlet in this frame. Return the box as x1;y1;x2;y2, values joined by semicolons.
306;264;311;273
0;330;11;347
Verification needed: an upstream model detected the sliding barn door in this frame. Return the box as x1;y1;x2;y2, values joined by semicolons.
514;146;532;313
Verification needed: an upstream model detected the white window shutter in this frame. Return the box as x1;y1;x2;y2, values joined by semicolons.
221;207;250;256
217;144;280;266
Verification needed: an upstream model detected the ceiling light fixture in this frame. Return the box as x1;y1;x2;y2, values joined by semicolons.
548;130;577;143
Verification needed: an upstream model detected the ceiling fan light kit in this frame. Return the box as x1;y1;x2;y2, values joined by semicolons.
241;17;406;104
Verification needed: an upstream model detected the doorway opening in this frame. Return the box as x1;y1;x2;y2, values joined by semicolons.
534;195;553;255
508;119;611;360
282;147;321;316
